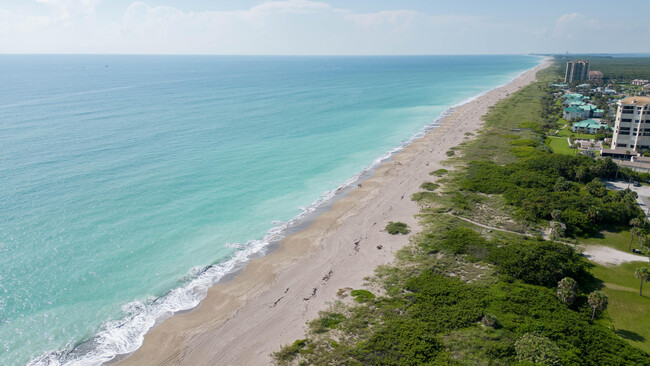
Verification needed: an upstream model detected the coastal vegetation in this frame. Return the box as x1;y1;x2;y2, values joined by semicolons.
385;222;409;235
273;61;650;365
419;182;439;191
429;169;448;177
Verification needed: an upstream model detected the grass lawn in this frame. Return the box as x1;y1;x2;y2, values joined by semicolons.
546;136;575;155
555;127;596;140
590;262;650;353
578;226;639;253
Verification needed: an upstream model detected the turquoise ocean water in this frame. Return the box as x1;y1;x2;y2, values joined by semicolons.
0;55;540;365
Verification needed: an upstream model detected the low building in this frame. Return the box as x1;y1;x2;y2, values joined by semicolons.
631;79;649;86
572;119;612;134
563;93;586;100
602;87;618;95
611;96;650;151
562;93;588;107
643;84;650;92
563;100;603;120
588;70;603;82
600;148;637;157
592;108;605;118
564;105;589;120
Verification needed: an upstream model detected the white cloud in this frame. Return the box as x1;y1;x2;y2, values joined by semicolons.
36;0;100;21
2;1;647;54
344;10;421;28
553;13;602;40
250;0;332;15
541;12;650;53
112;2;502;54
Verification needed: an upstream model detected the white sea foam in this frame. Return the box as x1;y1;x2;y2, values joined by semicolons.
28;57;545;366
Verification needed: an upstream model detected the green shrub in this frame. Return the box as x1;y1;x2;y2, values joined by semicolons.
411;191;437;202
510;138;539;147
440;227;493;259
446;150;456;156
429;169;448;177
273;339;309;363
459;156;640;235
310;312;346;333
350;289;376;303
489;240;586;287
386;221;409;235
420;182;440;191
352;318;444;365
515;333;561;365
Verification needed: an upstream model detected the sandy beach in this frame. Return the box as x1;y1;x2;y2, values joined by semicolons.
117;59;551;366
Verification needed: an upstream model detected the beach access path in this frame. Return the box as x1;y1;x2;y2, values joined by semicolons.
117;59;551;366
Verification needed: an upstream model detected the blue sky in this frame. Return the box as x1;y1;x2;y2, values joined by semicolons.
1;0;649;54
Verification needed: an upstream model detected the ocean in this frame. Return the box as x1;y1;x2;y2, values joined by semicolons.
0;55;541;365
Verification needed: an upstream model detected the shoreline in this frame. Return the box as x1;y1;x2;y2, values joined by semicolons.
115;59;551;366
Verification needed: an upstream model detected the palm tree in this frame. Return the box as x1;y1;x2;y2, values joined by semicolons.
557;277;577;305
588;291;608;321
637;232;647;250
635;268;650;296
551;209;562;221
630;228;643;251
629;220;642;251
586;206;600;223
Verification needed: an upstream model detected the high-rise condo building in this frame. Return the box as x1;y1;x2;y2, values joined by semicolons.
565;60;590;83
611;97;650;151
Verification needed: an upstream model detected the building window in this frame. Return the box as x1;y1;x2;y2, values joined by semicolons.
620;132;630;135
619;144;628;147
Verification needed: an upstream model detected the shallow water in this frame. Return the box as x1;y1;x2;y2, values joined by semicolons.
0;55;540;365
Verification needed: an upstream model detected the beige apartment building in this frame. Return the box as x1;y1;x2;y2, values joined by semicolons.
565;60;590;83
611;97;650;151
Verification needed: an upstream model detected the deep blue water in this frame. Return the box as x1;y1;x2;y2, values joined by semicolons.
0;55;540;365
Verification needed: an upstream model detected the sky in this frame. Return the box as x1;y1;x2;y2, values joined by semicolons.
1;0;649;55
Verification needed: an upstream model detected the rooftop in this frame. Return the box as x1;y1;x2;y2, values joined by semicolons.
573;119;611;130
620;96;650;106
564;106;583;113
563;93;584;99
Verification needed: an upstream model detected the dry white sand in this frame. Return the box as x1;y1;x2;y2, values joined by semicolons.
580;245;649;266
117;59;551;366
